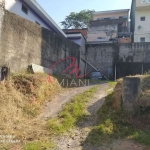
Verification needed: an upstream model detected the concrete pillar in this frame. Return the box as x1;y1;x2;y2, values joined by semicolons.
122;77;141;114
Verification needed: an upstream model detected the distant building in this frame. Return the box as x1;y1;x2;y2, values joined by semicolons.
4;0;66;37
64;32;86;56
87;9;131;44
63;29;88;39
130;0;150;42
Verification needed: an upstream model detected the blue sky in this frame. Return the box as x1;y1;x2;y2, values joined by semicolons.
36;0;132;27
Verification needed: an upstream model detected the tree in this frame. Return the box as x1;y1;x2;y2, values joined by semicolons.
61;10;95;29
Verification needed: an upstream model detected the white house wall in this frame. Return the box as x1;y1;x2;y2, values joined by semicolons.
5;0;52;30
134;9;150;42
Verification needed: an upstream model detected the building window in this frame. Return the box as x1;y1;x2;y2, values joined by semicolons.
110;17;115;19
35;21;40;25
119;16;127;19
22;3;28;14
104;18;110;20
140;17;145;21
140;37;145;42
141;0;150;4
97;18;104;21
97;37;105;40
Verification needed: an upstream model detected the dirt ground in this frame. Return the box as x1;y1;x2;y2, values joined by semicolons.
39;85;96;119
40;83;146;150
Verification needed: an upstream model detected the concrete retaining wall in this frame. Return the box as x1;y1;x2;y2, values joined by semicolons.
86;43;118;79
86;43;150;79
119;43;150;63
0;10;84;75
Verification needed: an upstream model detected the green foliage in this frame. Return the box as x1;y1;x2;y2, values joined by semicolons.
132;131;150;146
23;141;55;150
139;76;150;109
61;9;95;29
144;70;150;75
85;92;133;145
84;90;150;147
46;86;98;134
108;81;117;88
141;75;150;91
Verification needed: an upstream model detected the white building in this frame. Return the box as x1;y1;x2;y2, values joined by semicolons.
130;0;150;42
4;0;66;37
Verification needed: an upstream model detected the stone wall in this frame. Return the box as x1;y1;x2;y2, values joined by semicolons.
117;43;150;78
0;10;84;75
86;43;118;79
1;9;150;79
119;43;150;63
86;43;150;79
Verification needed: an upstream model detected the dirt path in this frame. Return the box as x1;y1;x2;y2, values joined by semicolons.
39;85;96;120
51;83;145;150
52;83;108;150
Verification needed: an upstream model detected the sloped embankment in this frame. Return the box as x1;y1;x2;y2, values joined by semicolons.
108;75;150;111
139;75;150;107
83;76;150;149
0;73;61;149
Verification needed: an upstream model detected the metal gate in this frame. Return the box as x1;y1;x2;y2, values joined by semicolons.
115;63;150;79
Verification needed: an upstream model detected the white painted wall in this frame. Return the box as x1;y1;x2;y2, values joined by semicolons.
5;0;52;30
134;9;150;42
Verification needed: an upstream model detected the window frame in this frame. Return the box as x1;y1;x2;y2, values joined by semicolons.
140;37;145;42
97;37;105;40
140;17;145;21
35;21;40;25
104;18;110;20
22;3;28;15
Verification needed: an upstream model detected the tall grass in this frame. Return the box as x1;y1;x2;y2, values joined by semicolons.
0;73;61;149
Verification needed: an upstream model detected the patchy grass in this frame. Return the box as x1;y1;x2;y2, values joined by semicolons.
46;86;98;134
111;79;122;110
131;131;150;146
84;92;133;145
23;141;55;150
84;78;150;147
108;81;117;88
